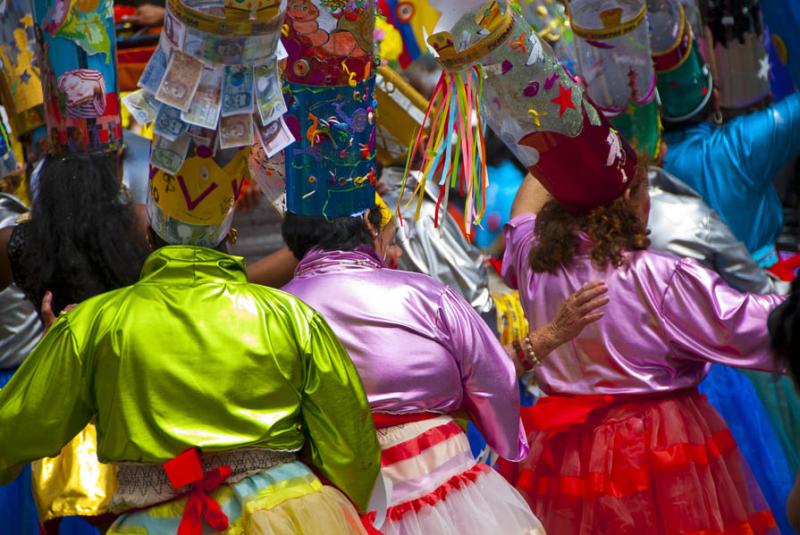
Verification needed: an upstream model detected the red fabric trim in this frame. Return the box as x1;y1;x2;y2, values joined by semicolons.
520;429;739;499
380;421;463;467
162;449;232;535
361;463;491;528
521;394;614;435
768;251;800;281
372;412;439;430
683;509;777;535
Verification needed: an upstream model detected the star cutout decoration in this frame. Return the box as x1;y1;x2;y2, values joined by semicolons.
20;70;31;84
757;55;771;81
550;84;575;117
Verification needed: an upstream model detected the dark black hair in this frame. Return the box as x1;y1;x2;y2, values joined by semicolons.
282;204;383;260
769;278;800;386
15;152;149;313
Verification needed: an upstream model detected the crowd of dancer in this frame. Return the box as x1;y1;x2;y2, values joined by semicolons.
0;0;799;534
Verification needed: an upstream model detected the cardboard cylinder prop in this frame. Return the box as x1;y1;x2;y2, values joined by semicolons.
409;0;636;223
127;0;288;246
282;0;378;219
649;0;712;123
32;0;123;154
565;0;660;158
704;0;771;112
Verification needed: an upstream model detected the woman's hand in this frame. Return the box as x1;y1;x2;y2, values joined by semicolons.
549;281;608;344
520;282;609;370
124;4;165;27
41;291;76;333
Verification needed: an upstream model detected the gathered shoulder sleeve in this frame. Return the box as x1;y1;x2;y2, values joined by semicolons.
730;92;800;189
435;286;528;461
660;257;785;372
0;315;94;484
299;312;381;512
501;213;538;291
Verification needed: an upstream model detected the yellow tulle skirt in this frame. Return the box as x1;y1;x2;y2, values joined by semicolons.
108;461;366;535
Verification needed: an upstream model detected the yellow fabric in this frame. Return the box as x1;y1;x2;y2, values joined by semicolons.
31;424;118;521
493;290;529;345
375;193;392;228
0;246;380;512
151;148;250;226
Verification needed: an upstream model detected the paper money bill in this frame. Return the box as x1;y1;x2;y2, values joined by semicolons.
138;45;168;94
222;65;254;117
187;125;216;148
256;117;295;158
219;113;254;149
156;51;204;112
154;105;189;141
151;134;191;175
163;11;186;49
254;61;286;126
181;65;224;129
122;90;160;124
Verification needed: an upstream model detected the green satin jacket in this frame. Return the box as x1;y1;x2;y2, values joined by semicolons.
0;245;380;511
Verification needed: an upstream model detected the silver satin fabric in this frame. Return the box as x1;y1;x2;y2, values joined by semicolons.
381;167;494;316
0;193;42;369
647;167;790;296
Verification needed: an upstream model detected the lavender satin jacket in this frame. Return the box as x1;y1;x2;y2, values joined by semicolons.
503;214;785;396
283;247;528;461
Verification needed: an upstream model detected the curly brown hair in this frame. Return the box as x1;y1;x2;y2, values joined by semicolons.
529;164;650;273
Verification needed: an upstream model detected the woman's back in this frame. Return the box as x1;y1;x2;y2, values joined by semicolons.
504;213;783;396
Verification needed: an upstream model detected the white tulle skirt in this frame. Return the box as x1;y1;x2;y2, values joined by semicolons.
371;416;543;535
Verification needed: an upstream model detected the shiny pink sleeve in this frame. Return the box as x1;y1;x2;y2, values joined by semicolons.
435;286;529;461
660;257;785;372
501;213;538;291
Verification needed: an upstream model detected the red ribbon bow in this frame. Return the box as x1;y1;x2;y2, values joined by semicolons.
163;448;232;535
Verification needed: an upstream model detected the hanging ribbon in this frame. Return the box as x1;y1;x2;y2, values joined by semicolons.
398;64;488;232
163;448;232;535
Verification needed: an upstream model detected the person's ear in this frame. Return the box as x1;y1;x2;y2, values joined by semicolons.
364;209;379;238
623;187;632;202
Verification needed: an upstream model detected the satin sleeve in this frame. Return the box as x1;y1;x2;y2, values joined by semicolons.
732;92;800;189
300;313;381;513
501;213;538;291
436;286;528;461
660;257;785;372
704;209;787;295
0;316;93;484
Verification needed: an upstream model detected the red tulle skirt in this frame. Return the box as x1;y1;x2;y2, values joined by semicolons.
499;389;778;535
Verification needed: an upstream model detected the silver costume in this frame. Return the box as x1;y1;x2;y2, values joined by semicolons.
0;193;42;369
648;167;789;295
380;167;494;320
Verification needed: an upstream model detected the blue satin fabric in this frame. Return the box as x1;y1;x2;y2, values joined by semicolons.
663;92;800;257
699;365;796;535
0;368;38;535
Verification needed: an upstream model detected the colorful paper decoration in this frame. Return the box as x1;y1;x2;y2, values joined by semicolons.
0;117;18;178
32;0;123;154
282;0;378;218
760;0;800;90
649;0;713;122
405;1;636;223
703;0;771;112
0;0;46;136
376;0;441;68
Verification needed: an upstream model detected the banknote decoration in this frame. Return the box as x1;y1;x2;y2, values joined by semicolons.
128;0;288;173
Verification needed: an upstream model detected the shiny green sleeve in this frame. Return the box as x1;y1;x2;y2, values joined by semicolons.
300;313;381;513
0;316;94;484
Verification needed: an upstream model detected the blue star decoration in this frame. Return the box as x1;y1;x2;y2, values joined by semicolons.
20;70;31;84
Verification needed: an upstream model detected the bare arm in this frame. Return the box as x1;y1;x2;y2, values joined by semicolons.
510;173;550;218
246;246;299;288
